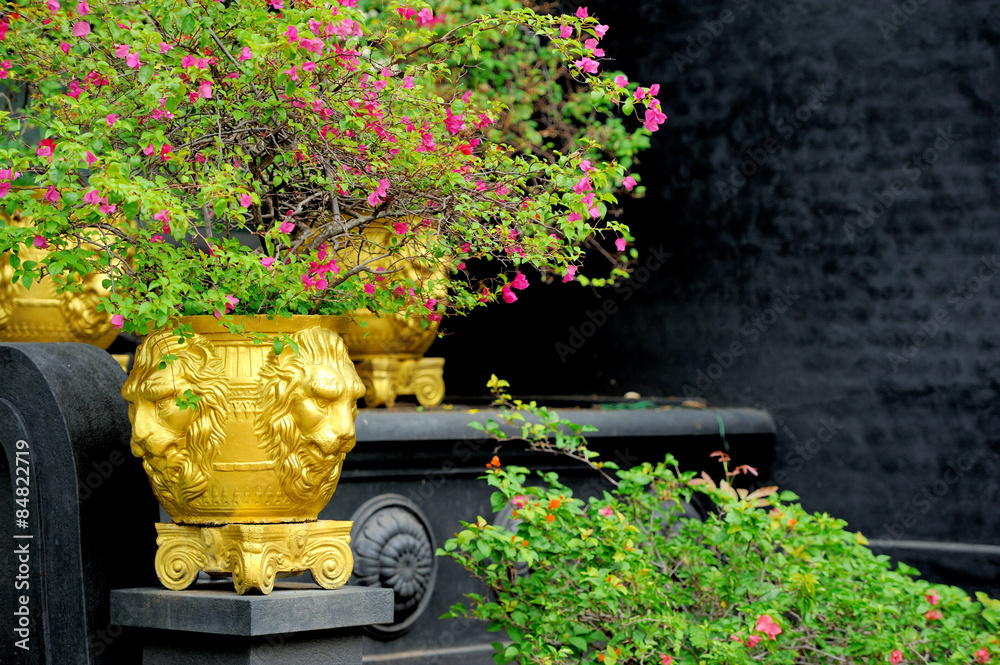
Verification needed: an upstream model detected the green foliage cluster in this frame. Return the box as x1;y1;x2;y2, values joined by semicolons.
0;0;662;336
440;380;1000;665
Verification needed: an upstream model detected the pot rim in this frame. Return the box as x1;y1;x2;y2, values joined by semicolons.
172;314;352;335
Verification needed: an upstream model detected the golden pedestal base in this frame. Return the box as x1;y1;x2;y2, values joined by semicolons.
154;521;353;595
355;356;445;408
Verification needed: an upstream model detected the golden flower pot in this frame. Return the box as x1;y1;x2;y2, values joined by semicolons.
0;209;120;348
121;315;367;594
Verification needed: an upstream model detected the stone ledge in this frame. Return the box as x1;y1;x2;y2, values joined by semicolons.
111;583;394;636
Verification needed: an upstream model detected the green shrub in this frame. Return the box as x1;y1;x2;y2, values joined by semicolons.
439;380;1000;664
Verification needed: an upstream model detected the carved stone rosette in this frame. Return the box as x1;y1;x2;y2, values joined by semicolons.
0;211;119;348
121;315;367;594
154;521;353;595
349;495;437;638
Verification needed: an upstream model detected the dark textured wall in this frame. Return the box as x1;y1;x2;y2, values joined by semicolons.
435;1;1000;588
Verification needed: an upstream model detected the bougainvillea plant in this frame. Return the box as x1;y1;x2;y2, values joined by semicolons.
440;378;1000;664
0;0;665;337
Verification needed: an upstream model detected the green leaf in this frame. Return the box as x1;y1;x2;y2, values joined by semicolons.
138;65;154;85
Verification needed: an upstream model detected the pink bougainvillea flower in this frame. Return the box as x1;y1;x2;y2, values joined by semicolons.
393;221;408;235
224;295;239;314
584;38;604;57
444;109;464;135
659;656;672;665
105;113;117;126
142;144;155;156
367;178;389;206
578;159;593;173
613;74;628;88
568;211;582;223
575;6;588;18
745;635;762;648
754;614;782;639
363;283;375;295
239;193;252;208
268;0;283;8
415;7;434;26
595;23;609;38
597;505;613;517
98;198;116;215
47;0;60;13
198;80;212;99
150;234;164;243
36;138;56;158
562;265;578;283
160;144;173;161
126;52;142;69
279;220;295;234
283;25;299;42
623;176;637;191
401;75;415;89
925;589;940;605
643;106;668;132
396;6;417;19
33;235;48;249
114;43;129;58
159;42;173;53
43;186;61;203
424;298;438;310
512;495;529;509
975;648;991;664
574;57;599;74
238;46;252;62
82;189;101;205
72;21;89;36
59;41;71;54
284;65;298;81
111;314;124;329
213;309;224;320
889;649;904;664
502;285;517;303
558;24;572;38
510;272;529;290
77;0;90;14
83;151;97;167
925;609;943;621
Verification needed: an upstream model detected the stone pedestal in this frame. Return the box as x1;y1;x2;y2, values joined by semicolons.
111;583;393;665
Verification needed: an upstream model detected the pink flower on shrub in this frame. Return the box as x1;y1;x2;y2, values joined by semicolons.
510;272;529;290
114;43;129;58
562;265;577;283
659;656;672;665
575;6;588;18
239;193;252;208
889;649;904;664
363;284;375;295
502;285;517;303
85;151;97;167
33;235;48;249
36;138;56;158
615;237;627;252
111;314;124;329
643;106;668;132
623;176;637;191
924;609;943;621
260;257;275;269
595;23;609;38
444;109;465;135
574;57;599;74
59;41;71;54
105;113;117;126
73;21;89;36
198;81;212;99
558;24;572;38
512;495;529;509
397;6;416;19
367;178;389;206
745;635;761;648
414;8;434;26
47;0;60;13
77;0;89;15
239;46;252;62
44;186;61;203
224;295;239;313
598;505;613;517
83;190;101;205
98;199;116;215
159;42;173;53
279;220;295;234
925;589;939;605
393;221;408;235
754;614;782;639
975;648;991;664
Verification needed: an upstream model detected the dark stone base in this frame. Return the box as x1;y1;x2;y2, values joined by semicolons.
111;583;393;665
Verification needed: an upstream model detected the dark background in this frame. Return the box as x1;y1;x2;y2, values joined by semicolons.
436;0;1000;589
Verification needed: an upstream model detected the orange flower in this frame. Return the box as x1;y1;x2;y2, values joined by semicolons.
925;609;943;621
486;455;500;468
548;498;561;510
597;654;605;663
545;514;555;523
787;518;798;528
